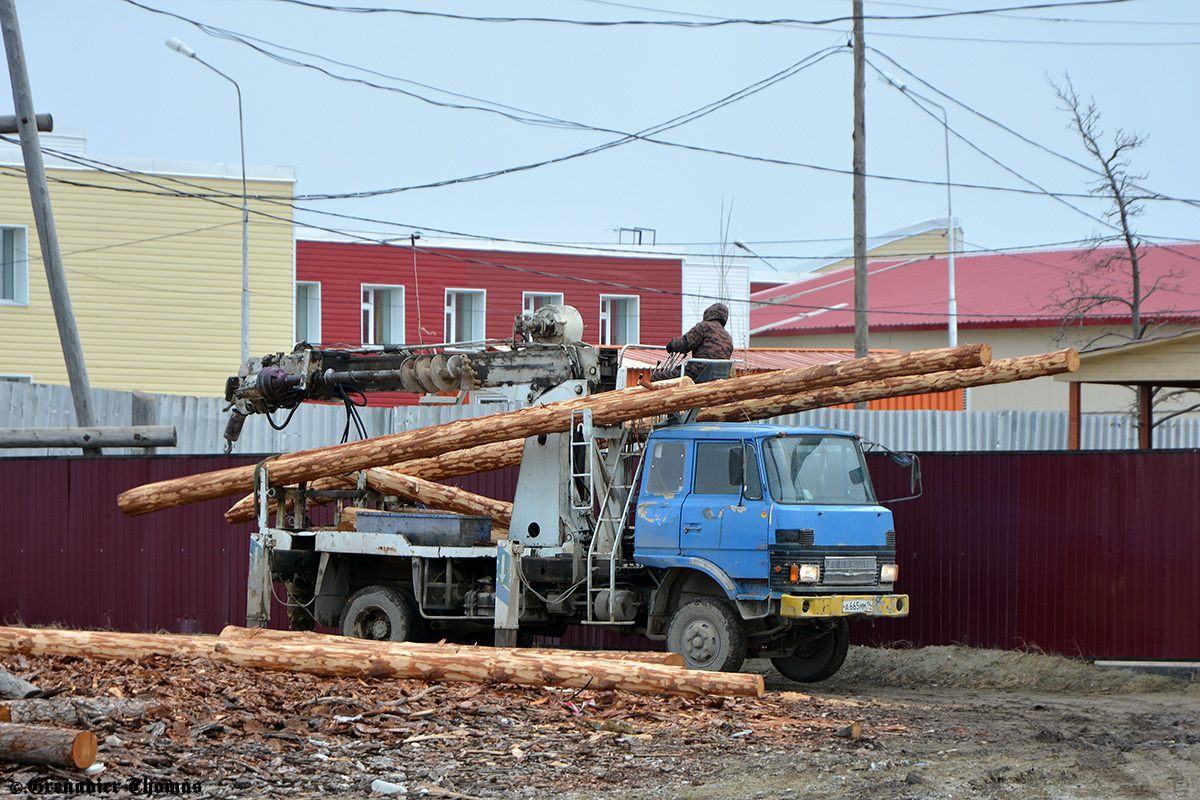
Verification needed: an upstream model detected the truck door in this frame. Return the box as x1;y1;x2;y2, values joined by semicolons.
634;439;689;558
682;440;769;578
681;440;742;565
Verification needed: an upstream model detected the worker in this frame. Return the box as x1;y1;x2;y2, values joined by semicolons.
664;302;734;383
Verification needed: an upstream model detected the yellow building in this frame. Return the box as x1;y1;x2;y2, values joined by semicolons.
0;132;295;397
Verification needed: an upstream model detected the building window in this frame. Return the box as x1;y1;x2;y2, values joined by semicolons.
599;295;639;345
445;289;486;344
295;282;321;345
0;226;29;305
362;284;405;346
523;292;563;314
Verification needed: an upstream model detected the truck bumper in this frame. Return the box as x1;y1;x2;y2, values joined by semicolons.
780;594;909;619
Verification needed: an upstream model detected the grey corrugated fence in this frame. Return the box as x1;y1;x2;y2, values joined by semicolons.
2;381;1198;456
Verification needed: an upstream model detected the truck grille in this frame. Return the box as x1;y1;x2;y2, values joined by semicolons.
822;556;877;585
769;546;892;593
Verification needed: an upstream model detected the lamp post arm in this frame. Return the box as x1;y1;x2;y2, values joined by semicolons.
170;42;250;364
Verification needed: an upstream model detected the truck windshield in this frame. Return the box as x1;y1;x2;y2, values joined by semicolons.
761;435;875;505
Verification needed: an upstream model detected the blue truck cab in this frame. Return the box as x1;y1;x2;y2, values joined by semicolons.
633;422;908;679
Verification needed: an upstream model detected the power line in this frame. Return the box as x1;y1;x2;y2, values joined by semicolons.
260;0;1138;27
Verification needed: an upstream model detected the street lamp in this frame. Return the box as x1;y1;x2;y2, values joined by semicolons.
166;36;250;364
879;73;957;347
733;238;781;273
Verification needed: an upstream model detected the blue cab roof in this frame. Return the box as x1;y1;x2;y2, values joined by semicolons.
648;422;860;441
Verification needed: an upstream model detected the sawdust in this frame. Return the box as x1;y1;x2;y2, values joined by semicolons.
808;644;1197;694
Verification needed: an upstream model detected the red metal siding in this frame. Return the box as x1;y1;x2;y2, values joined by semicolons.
4;452;1197;660
297;240;682;352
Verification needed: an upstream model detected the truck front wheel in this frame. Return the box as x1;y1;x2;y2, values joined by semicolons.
771;618;850;683
340;586;418;642
667;597;747;672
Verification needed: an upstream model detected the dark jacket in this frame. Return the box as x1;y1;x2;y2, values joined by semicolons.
667;303;733;382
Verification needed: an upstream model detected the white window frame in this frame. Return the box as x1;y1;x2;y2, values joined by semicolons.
361;284;405;346
444;288;487;345
295;281;322;345
522;291;564;314
0;226;29;306
599;294;640;346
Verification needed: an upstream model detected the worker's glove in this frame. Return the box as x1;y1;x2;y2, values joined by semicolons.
665;339;683;354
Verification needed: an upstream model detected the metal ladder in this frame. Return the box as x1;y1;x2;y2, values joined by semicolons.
583;430;646;624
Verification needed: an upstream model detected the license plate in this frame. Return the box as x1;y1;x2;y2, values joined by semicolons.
841;598;873;614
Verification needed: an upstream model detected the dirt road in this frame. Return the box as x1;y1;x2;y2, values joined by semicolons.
1;645;1196;799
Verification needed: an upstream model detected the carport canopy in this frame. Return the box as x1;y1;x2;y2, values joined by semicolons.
1053;329;1200;449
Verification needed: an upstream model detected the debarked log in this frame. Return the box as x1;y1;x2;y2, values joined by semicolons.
226;380;685;525
0;627;759;698
225;439;526;526
119;345;990;517
697;350;1079;423
0;722;97;769
207;638;763;698
217;625;686;667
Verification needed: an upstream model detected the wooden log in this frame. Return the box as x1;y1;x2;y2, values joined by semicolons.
335;488;510;541
0;667;41;700
0;627;759;698
0;697;152;726
0;722;96;769
833;722;863;740
119;345;991;517
225;380;686;525
0;426;176;449
207;638;763;698
697;350;1078;422
0;627;214;662
225;438;526;525
217;625;686;667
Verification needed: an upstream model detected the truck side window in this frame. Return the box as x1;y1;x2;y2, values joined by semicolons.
646;441;686;496
694;441;740;495
743;444;763;501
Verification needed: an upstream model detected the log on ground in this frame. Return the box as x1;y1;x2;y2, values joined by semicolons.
0;627;757;698
0;722;96;769
120;345;990;517
218;626;685;667
0;697;154;726
209;638;763;698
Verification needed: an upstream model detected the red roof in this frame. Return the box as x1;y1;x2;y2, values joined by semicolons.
750;243;1200;337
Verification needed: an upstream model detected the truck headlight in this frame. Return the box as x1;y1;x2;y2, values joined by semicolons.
880;563;899;583
798;564;820;583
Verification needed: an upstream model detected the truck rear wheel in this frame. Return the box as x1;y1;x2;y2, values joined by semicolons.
340;586;418;642
666;597;747;672
771;618;850;683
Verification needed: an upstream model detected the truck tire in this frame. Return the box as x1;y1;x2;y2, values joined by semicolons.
340;586;418;642
666;597;747;673
771;618;850;683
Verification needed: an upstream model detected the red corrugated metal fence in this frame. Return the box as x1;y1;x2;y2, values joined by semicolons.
2;452;1196;660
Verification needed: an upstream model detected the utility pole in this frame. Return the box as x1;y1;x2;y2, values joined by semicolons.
851;0;868;408
0;0;100;451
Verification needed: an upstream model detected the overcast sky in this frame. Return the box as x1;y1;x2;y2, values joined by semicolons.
3;0;1199;281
